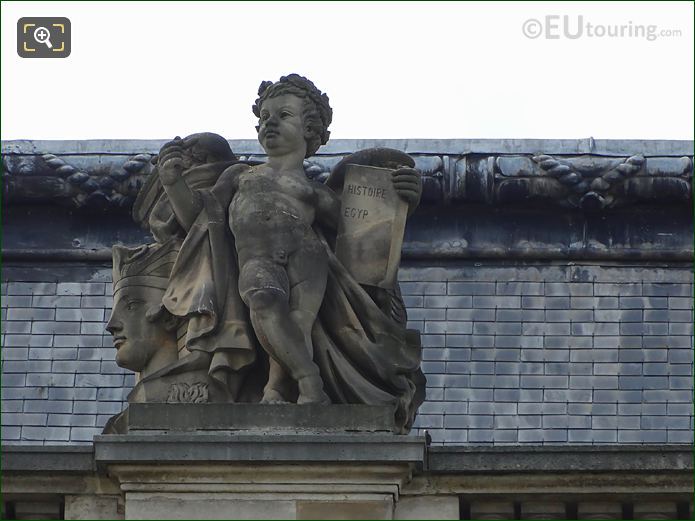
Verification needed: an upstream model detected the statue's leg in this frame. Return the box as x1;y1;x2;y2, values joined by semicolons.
261;357;291;403
240;258;329;405
286;246;330;404
246;290;328;404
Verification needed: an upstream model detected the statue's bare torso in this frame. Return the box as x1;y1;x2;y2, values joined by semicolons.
229;164;322;264
221;160;332;403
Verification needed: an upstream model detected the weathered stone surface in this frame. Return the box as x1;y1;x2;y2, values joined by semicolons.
427;445;693;473
297;499;393;520
64;495;122;520
3;443;692;520
12;501;63;520
116;403;397;433
125;493;297;520
577;501;623;520
394;496;459;519
97;440;414;520
469;500;515;520
114;475;402;520
1;445;94;471
94;432;427;464
632;501;679;520
520;501;567;520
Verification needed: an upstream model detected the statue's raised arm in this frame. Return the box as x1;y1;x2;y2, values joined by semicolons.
132;132;240;240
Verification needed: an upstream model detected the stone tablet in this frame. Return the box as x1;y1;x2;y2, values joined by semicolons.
335;164;408;288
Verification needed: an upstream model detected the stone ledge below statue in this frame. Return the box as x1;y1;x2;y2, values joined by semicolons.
94;427;426;520
104;403;401;434
4;444;691;520
95;432;426;467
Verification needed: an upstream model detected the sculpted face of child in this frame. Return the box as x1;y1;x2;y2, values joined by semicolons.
257;94;308;157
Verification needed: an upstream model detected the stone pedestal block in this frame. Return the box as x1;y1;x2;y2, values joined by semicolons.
103;461;412;519
95;419;426;520
113;403;398;433
124;492;400;520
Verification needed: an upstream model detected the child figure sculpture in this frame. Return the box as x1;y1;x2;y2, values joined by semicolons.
156;74;422;410
220;78;339;404
159;76;337;404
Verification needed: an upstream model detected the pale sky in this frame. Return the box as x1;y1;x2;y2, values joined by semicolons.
1;1;693;141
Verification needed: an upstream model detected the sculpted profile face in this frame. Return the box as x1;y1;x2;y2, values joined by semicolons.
107;285;175;371
105;241;180;376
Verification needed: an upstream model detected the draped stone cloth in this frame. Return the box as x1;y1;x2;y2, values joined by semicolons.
137;150;425;433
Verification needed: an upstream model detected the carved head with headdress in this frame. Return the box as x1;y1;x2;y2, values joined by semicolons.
106;239;181;374
252;74;333;158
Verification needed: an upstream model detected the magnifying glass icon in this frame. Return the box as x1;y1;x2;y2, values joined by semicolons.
33;26;53;49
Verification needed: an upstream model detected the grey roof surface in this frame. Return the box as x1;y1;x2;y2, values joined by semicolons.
2;263;692;445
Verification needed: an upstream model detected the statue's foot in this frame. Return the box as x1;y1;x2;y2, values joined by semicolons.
260;388;290;404
297;375;330;405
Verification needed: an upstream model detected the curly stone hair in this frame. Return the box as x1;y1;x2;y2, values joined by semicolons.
252;74;332;157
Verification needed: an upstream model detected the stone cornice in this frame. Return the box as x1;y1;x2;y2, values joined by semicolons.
4;138;694;156
92;433;426;467
3;443;691;475
3;139;692;212
427;445;693;473
1;445;95;472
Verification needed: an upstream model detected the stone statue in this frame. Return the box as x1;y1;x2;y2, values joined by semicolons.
107;74;425;432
